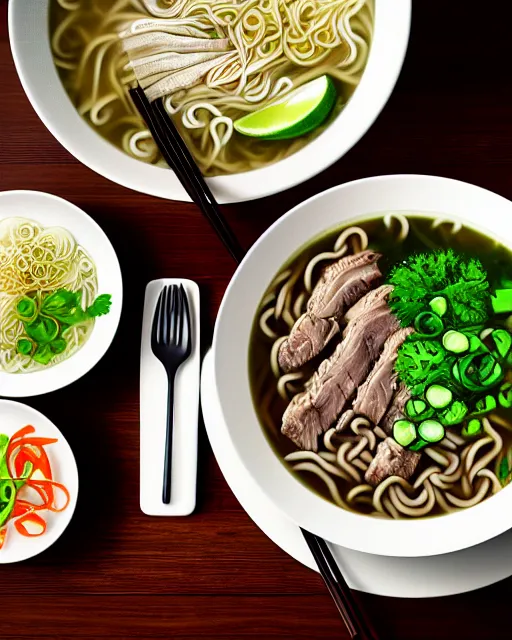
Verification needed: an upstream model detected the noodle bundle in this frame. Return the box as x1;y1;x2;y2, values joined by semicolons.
0;218;99;373
50;0;373;175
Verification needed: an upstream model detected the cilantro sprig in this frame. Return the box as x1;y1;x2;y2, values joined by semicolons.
388;249;490;329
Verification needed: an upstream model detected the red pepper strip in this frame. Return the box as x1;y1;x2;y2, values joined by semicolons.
8;425;35;443
11;500;36;518
14;513;47;537
12;447;39;479
0;528;6;549
25;480;70;512
9;442;55;503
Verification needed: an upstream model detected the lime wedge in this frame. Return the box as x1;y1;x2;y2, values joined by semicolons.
234;75;337;140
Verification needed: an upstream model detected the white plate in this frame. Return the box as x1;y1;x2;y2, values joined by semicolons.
201;350;512;598
9;0;410;203
0;400;78;564
0;190;123;397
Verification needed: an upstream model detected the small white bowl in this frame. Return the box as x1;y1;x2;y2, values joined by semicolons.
213;174;512;558
9;1;410;203
0;400;78;564
0;190;123;397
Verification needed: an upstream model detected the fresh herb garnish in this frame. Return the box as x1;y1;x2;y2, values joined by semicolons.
388;249;512;449
15;289;112;365
388;249;490;329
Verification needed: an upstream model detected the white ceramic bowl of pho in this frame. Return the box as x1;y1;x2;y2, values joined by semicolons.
9;0;410;203
0;191;122;398
213;174;512;557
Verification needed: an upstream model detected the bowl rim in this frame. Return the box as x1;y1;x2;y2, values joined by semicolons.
212;174;512;557
8;0;411;204
0;190;123;397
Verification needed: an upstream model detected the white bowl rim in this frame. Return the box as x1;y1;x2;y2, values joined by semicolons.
0;190;123;397
213;174;512;557
8;0;411;204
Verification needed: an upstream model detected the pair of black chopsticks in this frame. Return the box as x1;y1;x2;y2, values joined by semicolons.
129;87;245;263
130;84;379;640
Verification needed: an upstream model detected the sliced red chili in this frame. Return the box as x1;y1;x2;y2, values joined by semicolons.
14;513;47;537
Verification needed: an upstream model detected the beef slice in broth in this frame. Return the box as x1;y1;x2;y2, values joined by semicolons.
278;314;339;373
381;383;411;435
281;286;399;451
278;251;381;373
351;327;414;425
365;438;420;486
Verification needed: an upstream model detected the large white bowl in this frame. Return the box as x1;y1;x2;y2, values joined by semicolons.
0;190;123;397
9;1;410;203
213;174;512;557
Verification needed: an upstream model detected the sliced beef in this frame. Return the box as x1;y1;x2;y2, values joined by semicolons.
364;438;421;486
278;315;339;373
351;327;414;425
343;284;394;328
281;286;399;450
381;383;411;435
307;250;381;319
278;251;381;373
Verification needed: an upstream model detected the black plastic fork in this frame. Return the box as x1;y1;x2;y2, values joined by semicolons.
151;284;192;504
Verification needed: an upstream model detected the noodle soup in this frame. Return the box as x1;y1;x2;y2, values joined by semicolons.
49;0;373;177
249;214;512;520
0;218;112;373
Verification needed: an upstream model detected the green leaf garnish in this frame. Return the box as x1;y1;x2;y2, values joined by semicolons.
388;249;490;329
86;294;112;318
16;288;112;366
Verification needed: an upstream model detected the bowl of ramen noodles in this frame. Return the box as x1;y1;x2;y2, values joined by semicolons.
9;0;410;202
0;190;123;397
211;174;512;557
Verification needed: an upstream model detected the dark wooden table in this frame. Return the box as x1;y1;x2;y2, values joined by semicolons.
1;2;512;638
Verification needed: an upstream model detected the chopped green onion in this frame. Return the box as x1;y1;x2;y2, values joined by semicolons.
16;339;33;356
469;335;487;353
491;289;512;314
455;353;503;391
438;400;468;426
429;296;447;317
426;384;453;409
393;420;417;447
491;329;512;359
442;330;469;354
499;383;512;409
16;297;38;322
414;312;444;338
418;419;445;443
471;395;497;417
25;316;59;345
404;398;434;421
481;361;503;387
410;438;429;452
479;353;496;381
462;419;482;437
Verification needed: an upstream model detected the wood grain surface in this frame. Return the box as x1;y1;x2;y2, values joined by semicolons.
2;2;512;638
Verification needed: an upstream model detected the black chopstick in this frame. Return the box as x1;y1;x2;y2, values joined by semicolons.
302;529;379;639
129;83;377;639
129;86;245;264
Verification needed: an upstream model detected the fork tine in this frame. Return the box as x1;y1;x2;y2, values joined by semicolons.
159;286;169;345
175;285;183;346
167;285;176;345
168;285;177;345
180;284;191;352
152;287;165;345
